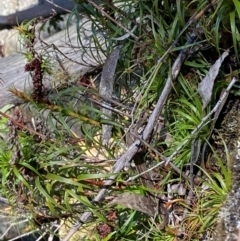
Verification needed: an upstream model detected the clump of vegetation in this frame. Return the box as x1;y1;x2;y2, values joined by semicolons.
0;0;240;240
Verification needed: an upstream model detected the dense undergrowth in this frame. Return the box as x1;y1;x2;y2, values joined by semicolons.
0;0;240;240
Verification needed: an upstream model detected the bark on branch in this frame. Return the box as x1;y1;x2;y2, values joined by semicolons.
0;0;75;30
61;32;201;241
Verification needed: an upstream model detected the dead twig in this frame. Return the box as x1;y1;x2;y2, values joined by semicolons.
61;30;200;241
137;76;237;179
45;0;72;13
0;110;48;139
99;47;120;144
86;0;139;41
128;131;191;183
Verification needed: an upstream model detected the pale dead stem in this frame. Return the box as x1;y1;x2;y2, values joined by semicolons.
45;0;72;13
1;219;31;240
131;77;238;182
61;29;202;241
128;131;191;183
86;0;139;41
0;110;49;139
61;1;222;240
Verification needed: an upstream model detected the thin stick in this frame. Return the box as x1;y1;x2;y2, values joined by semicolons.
9;230;38;241
61;2;219;238
39;37;94;67
45;0;71;13
0;110;47;139
130;77;237;180
61;28;200;241
128;131;191;183
86;0;139;41
1;219;30;240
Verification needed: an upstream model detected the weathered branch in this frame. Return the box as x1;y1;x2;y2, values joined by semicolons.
0;19;105;109
0;0;75;30
61;32;200;241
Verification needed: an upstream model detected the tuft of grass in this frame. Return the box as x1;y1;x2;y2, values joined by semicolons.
1;0;240;240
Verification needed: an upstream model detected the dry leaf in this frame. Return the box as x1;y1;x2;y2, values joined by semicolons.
198;50;229;109
108;193;156;217
99;47;120;145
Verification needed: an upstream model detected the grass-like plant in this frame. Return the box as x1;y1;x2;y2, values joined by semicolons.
181;142;232;240
0;0;240;240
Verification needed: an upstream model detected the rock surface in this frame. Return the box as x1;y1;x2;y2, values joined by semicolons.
212;99;240;241
0;0;38;15
0;0;74;56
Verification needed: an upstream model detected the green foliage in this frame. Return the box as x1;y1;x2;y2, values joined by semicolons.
182;143;232;240
40;15;65;34
1;0;240;240
14;18;37;44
